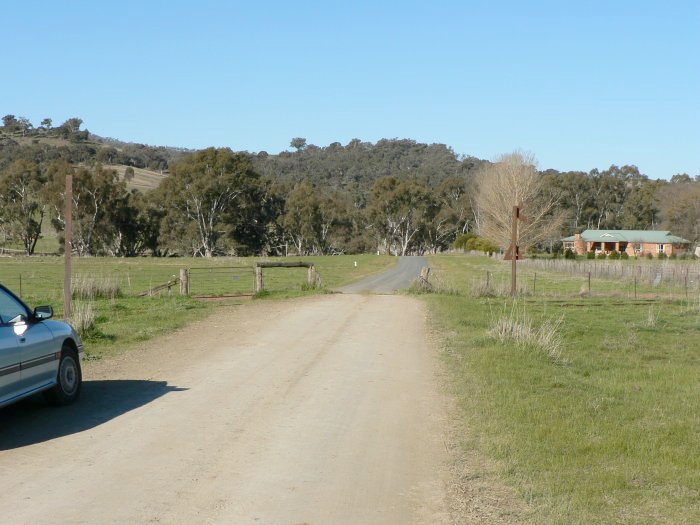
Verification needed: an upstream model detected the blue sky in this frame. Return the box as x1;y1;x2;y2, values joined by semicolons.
3;1;698;178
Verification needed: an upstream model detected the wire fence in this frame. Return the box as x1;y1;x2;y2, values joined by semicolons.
0;257;200;304
0;256;320;304
518;259;700;299
454;258;700;303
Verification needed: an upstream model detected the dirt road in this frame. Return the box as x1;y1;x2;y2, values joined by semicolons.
0;291;451;524
337;256;427;294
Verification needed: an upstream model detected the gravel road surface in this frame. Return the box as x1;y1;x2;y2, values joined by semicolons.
337;256;427;294
0;292;450;524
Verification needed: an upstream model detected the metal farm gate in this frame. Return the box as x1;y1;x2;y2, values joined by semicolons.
187;266;256;297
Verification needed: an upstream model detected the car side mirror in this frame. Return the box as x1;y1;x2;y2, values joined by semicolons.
33;305;54;320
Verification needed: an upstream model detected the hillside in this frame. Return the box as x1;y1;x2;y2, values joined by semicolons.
105;164;168;191
1;122;486;194
251;139;484;190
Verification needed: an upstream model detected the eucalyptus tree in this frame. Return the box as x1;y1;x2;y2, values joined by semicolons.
156;148;260;257
0;159;46;254
369;177;437;255
44;161;127;255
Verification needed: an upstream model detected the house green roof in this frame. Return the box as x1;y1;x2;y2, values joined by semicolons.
563;230;691;244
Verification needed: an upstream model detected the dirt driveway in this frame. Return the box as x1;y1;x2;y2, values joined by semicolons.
0;291;451;524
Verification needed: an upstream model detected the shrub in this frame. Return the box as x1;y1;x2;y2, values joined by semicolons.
657;252;667;260
471;281;498;298
646;253;653;260
620;252;629;259
71;301;96;337
596;252;607;260
608;250;620;259
488;304;565;362
453;232;477;250
466;235;500;254
72;275;121;300
586;251;595;260
644;305;659;328
564;249;576;260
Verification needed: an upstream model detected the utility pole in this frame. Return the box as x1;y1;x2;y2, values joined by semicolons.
505;204;527;297
511;205;518;296
64;174;72;321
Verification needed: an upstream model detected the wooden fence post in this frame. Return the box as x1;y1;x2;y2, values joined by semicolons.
533;272;537;295
588;271;591;294
255;266;264;293
307;265;317;288
180;268;189;295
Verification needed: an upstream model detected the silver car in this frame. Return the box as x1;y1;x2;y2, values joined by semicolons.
0;284;84;408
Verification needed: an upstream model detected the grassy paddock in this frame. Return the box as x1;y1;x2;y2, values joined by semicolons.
0;254;395;359
424;254;700;524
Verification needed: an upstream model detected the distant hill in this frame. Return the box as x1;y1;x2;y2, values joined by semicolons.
250;138;485;191
0;127;188;177
1;122;487;194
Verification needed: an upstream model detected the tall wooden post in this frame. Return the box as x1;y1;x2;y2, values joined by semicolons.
307;265;317;288
179;268;189;295
255;266;264;293
63;174;72;321
511;205;518;297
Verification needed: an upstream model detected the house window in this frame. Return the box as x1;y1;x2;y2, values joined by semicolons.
657;244;665;253
564;242;574;251
633;243;641;252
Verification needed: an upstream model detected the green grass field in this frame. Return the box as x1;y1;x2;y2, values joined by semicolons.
423;254;700;524
0;254;395;359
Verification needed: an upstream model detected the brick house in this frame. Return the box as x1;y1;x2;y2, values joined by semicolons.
562;230;691;257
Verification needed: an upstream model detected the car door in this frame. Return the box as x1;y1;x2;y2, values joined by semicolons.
0;287;30;403
17;318;57;392
0;286;57;395
0;324;21;404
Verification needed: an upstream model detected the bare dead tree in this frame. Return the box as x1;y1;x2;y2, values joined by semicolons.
475;152;564;251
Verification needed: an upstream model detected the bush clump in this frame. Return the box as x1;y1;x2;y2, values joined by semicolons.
72;275;121;300
596;252;607;260
608;250;620;260
71;301;96;337
564;249;576;260
586;251;595;260
453;233;499;254
488;303;565;362
621;252;629;259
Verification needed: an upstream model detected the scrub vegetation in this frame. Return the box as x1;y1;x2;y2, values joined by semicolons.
422;254;700;524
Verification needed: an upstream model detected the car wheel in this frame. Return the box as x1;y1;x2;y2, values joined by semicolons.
44;346;82;406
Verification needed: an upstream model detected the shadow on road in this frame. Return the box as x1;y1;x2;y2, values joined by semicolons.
0;380;186;450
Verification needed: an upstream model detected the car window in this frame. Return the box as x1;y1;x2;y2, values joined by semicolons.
0;288;28;324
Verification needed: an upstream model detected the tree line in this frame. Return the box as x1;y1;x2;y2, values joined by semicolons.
0;117;698;257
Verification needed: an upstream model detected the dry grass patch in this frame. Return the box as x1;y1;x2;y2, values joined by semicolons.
72;274;121;300
488;302;565;362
